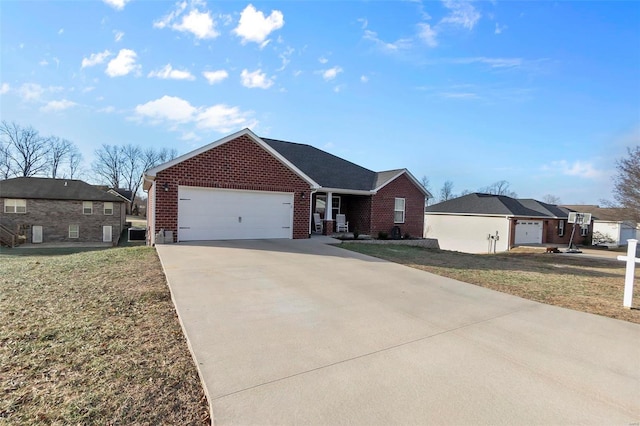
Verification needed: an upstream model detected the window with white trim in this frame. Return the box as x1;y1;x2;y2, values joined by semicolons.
558;220;565;237
394;198;406;223
4;199;26;213
69;225;79;239
104;202;113;215
580;226;589;237
83;201;93;215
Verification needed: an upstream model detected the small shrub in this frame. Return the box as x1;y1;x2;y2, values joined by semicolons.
378;231;388;240
353;229;360;240
403;232;411;239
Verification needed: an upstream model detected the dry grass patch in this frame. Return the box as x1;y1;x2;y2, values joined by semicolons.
0;246;209;425
341;243;640;324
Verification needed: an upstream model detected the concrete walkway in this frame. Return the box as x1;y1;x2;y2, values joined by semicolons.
156;239;640;425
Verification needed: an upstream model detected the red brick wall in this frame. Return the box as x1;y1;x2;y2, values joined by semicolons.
370;174;425;238
342;195;371;235
153;135;311;241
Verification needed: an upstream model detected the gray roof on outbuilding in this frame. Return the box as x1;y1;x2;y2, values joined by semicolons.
425;193;571;218
0;177;124;202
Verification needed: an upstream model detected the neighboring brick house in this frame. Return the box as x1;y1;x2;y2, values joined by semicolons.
0;177;126;245
424;193;589;253
143;128;430;243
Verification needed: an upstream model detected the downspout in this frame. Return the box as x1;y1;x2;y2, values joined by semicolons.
507;215;513;251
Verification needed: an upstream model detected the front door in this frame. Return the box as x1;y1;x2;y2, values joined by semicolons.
32;226;43;243
103;226;112;243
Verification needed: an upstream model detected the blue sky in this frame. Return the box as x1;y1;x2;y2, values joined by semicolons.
1;0;638;204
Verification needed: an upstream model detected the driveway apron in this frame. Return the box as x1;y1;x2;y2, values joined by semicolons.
156;239;640;425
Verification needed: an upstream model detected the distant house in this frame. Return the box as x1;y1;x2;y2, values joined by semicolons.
94;186;133;214
143;128;431;243
424;193;590;253
562;205;639;247
0;177;126;246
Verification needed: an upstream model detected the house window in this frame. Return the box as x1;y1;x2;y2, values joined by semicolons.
315;195;340;219
83;201;93;214
580;226;589;237
394;198;406;223
69;225;79;239
558;220;565;237
104;202;113;215
4;199;26;213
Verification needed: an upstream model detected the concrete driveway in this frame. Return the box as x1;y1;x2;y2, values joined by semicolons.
156;239;640;425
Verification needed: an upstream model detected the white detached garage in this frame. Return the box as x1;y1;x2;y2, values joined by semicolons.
177;187;293;241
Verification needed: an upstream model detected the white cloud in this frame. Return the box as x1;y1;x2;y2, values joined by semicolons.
450;57;523;68
154;1;218;40
134;95;256;133
543;160;604;179
114;31;125;42
103;0;131;10
357;18;368;30
0;83;9;94
318;56;328;64
277;46;294;71
202;70;228;84
19;83;45;101
495;23;507;34
240;69;274;89
98;106;116;113
106;49;140;77
148;64;195;80
81;50;112;68
233;4;284;46
440;0;481;30
363;30;412;52
41;99;77;112
39;59;49;66
58;28;64;35
321;66;343;81
360;75;369;83
417;23;438;47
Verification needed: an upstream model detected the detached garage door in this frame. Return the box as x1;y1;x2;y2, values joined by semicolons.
178;186;293;241
515;220;543;245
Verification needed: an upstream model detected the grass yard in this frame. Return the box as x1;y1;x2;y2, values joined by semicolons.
341;243;640;324
0;246;210;425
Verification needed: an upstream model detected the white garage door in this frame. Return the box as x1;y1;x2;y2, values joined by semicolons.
178;186;293;241
515;220;543;245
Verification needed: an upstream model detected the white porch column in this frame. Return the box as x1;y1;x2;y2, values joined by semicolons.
325;192;333;221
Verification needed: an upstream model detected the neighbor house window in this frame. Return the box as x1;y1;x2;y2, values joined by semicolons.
83;201;93;214
69;225;79;239
580;226;589;237
558;220;565;237
394;198;406;223
4;199;26;213
104;202;113;215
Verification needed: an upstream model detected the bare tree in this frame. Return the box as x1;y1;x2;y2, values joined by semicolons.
0;142;11;179
93;144;125;188
480;180;518;198
420;175;432;206
613;146;640;222
67;148;83;179
439;180;456;202
0;121;51;177
48;136;75;178
542;194;561;205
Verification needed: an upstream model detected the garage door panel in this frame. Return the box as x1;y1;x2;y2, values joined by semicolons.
515;221;543;245
178;187;293;241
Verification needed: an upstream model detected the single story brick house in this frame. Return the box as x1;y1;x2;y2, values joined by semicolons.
424;193;591;253
143;128;430;244
0;177;126;246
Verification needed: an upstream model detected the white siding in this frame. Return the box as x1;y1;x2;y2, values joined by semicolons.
424;214;510;254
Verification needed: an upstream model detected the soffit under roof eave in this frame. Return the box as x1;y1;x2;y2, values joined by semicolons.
316;187;374;195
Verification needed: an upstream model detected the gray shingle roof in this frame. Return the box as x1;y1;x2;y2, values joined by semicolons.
0;177;124;202
425;193;570;218
262;138;378;191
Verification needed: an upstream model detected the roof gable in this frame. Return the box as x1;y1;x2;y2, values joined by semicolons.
0;177;124;202
143;129;318;190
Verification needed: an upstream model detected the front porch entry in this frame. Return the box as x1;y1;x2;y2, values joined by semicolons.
311;192;371;236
